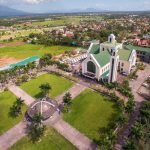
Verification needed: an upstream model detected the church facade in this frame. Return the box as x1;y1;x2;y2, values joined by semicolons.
82;34;137;82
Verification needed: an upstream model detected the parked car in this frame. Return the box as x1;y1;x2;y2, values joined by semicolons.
121;72;128;76
142;83;149;88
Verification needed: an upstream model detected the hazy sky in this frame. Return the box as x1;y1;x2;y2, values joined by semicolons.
0;0;150;13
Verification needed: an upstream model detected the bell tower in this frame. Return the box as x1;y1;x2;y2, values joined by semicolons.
108;34;116;44
108;47;119;83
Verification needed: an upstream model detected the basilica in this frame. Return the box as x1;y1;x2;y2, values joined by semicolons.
82;34;137;82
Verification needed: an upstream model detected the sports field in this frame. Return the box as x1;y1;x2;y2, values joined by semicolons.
0;44;74;66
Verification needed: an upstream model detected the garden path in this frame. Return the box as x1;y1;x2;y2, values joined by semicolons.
0;121;27;150
46;118;97;150
8;85;34;106
1;83;97;150
55;83;87;104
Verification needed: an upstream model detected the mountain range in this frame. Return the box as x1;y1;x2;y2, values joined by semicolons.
0;5;29;17
0;5;109;17
0;5;149;18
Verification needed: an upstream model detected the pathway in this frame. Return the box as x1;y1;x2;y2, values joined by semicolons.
0;121;27;150
8;85;34;106
55;83;87;104
114;64;150;150
46;118;97;150
1;83;97;150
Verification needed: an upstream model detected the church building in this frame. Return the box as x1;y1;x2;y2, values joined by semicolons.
82;34;137;82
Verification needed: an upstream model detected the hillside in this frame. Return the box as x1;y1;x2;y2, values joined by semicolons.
0;5;28;17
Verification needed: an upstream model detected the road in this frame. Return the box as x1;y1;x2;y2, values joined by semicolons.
114;64;150;150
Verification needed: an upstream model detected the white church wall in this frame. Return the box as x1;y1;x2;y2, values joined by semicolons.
82;54;101;79
118;60;130;74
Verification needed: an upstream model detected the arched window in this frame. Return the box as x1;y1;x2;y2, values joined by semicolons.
87;61;96;73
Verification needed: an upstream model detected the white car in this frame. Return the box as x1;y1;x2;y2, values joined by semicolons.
122;72;128;76
142;83;149;88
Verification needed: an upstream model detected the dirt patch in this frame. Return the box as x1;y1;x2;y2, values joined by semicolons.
0;41;25;48
0;57;20;67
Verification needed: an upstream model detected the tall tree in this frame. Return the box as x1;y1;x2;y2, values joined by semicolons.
28;114;46;143
63;92;72;105
39;83;51;97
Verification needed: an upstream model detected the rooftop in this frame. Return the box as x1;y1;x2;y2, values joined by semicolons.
27;97;58;121
93;50;111;67
89;44;111;67
102;41;121;47
89;44;99;54
125;45;150;53
118;49;132;61
101;70;109;78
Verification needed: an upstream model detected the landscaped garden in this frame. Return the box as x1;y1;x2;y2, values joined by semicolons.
10;128;77;150
63;89;120;142
20;73;73;98
0;91;26;135
0;44;75;59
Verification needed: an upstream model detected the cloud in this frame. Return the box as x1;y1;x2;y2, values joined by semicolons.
0;0;58;5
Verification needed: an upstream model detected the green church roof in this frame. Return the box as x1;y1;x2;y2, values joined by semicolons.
102;70;109;78
118;49;132;61
125;45;150;53
89;44;99;54
89;44;111;67
92;50;111;67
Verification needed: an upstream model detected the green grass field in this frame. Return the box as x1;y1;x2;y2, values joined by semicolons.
63;89;119;142
20;73;73;98
10;128;77;150
0;91;26;135
0;29;43;41
0;44;74;59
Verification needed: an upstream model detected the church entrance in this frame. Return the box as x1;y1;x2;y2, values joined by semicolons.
87;61;96;74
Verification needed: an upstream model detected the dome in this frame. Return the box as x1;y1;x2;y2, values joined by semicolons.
110;33;115;37
27;97;59;120
108;34;116;43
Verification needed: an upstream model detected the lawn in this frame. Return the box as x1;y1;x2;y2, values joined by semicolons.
0;29;42;41
0;91;26;135
20;73;73;98
0;44;75;59
63;89;120;142
10;128;77;150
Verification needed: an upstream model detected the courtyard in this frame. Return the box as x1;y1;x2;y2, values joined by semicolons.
63;89;120;142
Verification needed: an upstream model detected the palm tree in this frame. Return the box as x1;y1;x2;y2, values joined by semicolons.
63;92;72;105
39;83;51;97
116;114;128;127
28;113;45;143
125;98;135;114
9;98;24;117
130;122;144;140
32;113;43;125
123;139;136;150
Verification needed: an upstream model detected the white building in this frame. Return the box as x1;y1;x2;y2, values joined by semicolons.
82;34;137;82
